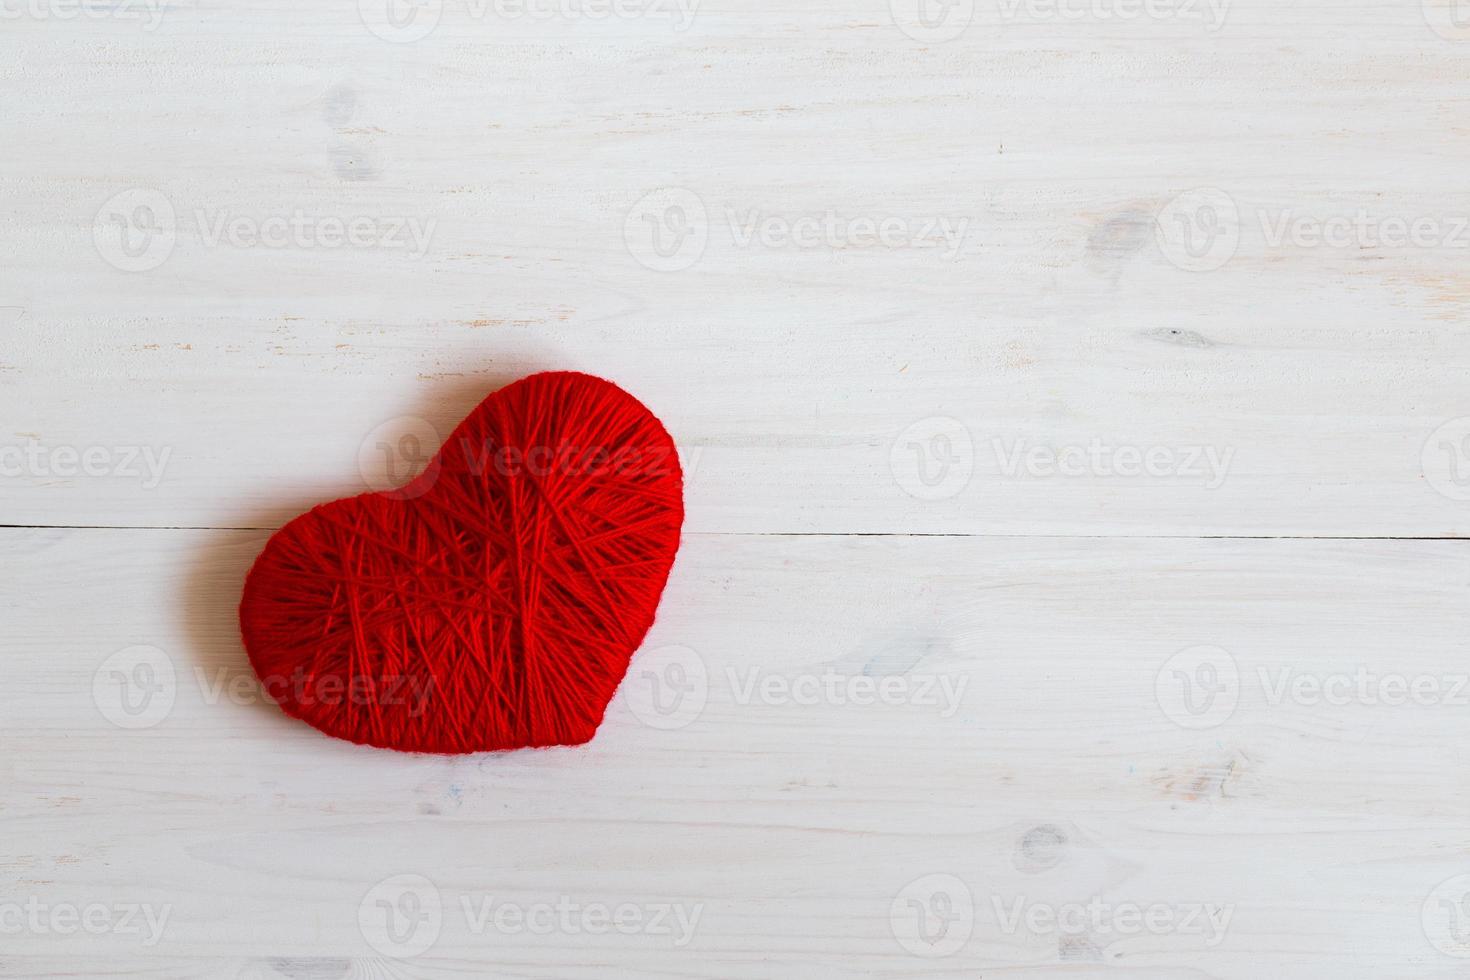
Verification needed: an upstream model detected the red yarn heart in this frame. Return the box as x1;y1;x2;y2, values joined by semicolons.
239;371;683;753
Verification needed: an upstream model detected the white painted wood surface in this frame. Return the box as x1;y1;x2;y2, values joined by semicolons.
5;0;1470;975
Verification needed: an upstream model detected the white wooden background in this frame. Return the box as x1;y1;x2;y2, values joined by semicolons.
6;0;1470;976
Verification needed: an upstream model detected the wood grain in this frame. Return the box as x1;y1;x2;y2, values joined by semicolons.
3;2;1470;534
5;529;1470;976
5;1;1470;976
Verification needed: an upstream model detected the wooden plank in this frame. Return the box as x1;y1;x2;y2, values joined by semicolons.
3;527;1468;975
3;6;1470;534
6;3;1469;978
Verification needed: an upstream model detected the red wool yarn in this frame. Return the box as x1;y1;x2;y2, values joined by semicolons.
239;371;684;753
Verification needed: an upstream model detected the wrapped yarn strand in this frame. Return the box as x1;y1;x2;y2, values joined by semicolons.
239;371;684;753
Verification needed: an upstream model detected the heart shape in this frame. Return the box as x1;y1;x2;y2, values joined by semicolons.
239;371;684;753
